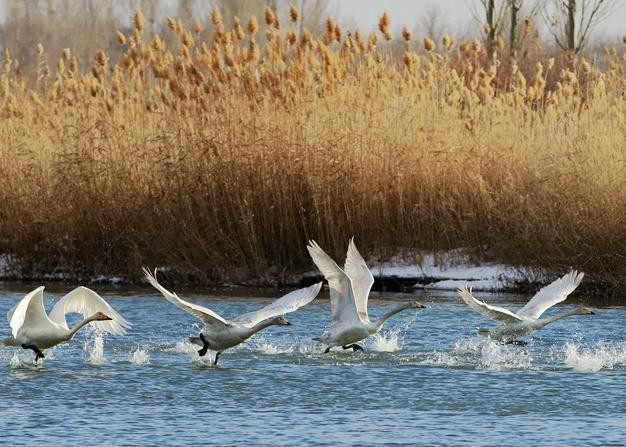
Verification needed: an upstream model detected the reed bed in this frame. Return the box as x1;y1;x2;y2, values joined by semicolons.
0;9;625;287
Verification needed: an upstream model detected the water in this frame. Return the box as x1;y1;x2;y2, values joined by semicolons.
1;283;626;446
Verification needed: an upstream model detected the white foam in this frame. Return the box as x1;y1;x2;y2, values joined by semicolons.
563;342;626;372
83;329;106;364
420;337;533;370
129;348;150;365
369;330;401;352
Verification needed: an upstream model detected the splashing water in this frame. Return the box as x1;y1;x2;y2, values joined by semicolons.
419;337;533;370
129;348;150;365
83;329;106;364
563;342;626;372
369;313;417;352
369;331;401;352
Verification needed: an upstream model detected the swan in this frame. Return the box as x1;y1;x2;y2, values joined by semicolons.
307;239;425;353
143;268;322;365
457;270;594;343
1;286;131;361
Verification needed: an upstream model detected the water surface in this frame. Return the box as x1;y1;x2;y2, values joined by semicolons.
1;283;625;446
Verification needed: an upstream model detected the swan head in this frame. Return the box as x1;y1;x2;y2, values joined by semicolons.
274;316;291;326
578;306;595;315
409;301;426;309
93;312;113;321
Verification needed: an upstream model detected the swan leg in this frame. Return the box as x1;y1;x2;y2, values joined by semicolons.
197;333;209;357
342;344;364;352
213;352;221;365
505;340;528;346
21;344;45;361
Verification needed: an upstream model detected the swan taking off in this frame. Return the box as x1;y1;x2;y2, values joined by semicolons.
457;270;593;343
307;239;425;353
143;268;321;365
1;286;131;362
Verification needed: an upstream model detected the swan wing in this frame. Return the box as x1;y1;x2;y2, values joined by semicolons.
307;240;362;326
9;287;56;337
344;238;374;321
457;285;522;323
49;286;131;335
233;282;323;327
143;268;230;329
516;270;584;320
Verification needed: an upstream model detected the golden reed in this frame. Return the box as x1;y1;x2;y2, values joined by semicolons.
0;8;625;287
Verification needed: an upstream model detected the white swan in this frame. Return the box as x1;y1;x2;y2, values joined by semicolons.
1;286;131;361
144;268;322;365
457;270;594;343
307;239;425;353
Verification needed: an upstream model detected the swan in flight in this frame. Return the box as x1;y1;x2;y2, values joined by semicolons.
307;239;425;353
457;270;594;343
1;286;131;361
144;268;322;365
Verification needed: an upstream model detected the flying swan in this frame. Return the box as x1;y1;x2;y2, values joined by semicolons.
307;239;425;353
457;270;594;343
144;268;322;365
1;286;131;361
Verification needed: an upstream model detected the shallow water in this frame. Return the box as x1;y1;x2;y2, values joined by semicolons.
1;283;625;446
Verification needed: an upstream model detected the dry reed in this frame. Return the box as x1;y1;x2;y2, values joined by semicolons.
0;10;625;287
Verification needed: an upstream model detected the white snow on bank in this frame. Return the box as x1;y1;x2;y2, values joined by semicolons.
297;250;522;292
372;252;520;292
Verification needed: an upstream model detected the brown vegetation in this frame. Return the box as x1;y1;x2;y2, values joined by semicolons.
0;8;625;287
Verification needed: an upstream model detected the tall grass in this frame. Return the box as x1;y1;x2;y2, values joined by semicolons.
0;9;625;286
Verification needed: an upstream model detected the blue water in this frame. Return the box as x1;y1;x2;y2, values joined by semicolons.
1;283;625;446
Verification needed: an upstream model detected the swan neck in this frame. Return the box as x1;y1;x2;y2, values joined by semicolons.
68;315;98;339
375;303;411;328
542;308;580;326
250;318;277;334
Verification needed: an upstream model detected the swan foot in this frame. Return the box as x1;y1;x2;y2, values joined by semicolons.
323;347;331;354
197;333;209;357
504;340;527;346
343;344;364;352
21;344;45;361
213;352;221;365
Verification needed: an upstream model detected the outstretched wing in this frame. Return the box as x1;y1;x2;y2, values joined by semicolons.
233;282;322;327
143;268;230;329
457;286;522;323
307;240;363;326
9;287;57;337
344;238;374;322
48;286;131;335
516;270;584;320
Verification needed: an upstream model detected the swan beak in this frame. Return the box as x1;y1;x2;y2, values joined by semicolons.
286;321;292;325
589;310;595;315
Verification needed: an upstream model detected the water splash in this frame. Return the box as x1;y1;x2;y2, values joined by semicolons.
369;331;400;352
83;329;106;364
563;342;626;372
129;348;150;365
420;337;533;370
172;340;198;354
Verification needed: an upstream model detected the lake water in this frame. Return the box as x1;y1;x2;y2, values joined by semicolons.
1;283;625;446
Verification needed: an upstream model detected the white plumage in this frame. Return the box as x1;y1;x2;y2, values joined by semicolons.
144;268;321;365
307;238;425;353
2;286;130;361
457;270;593;342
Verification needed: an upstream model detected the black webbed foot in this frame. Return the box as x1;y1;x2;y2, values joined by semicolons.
197;333;209;357
213;352;221;365
22;344;45;362
505;340;528;346
323;347;331;354
342;344;364;352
